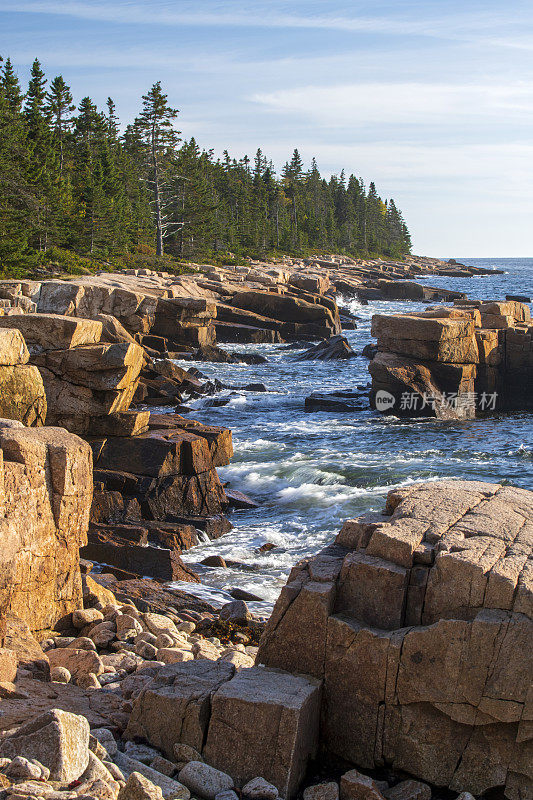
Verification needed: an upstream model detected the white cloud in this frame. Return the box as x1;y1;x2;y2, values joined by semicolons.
250;81;533;126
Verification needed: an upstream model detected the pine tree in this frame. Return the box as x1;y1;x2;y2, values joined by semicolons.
46;75;75;181
282;149;304;246
0;55;37;274
24;59;55;250
72;97;107;252
1;57;23;113
106;97;119;139
172;139;218;257
132;82;180;256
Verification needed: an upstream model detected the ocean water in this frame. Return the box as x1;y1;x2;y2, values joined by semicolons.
169;258;533;613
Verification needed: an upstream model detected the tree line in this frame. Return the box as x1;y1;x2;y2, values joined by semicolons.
0;56;412;275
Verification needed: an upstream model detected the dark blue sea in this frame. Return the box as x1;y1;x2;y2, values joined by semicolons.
170;258;533;611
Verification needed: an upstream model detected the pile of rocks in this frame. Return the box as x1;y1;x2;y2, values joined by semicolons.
0;578;263;800
0;279;39;315
42;598;258;690
0;705;316;800
369;300;533;417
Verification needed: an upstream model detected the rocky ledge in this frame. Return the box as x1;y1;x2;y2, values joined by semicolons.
257;479;532;799
369;300;533;418
0;306;237;583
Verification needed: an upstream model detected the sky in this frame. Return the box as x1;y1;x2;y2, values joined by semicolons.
2;0;533;257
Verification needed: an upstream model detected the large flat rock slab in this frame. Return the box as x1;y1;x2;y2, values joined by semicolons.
0;313;102;351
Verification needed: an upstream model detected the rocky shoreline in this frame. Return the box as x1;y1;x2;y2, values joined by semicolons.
0;254;531;800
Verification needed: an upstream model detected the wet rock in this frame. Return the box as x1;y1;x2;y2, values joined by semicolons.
257;543;276;553
242;383;268;392
361;344;377;359
219;601;252;626
229;589;263;602
506;293;531;303
369;351;476;420
224;489;259;509
230;353;268;365
304;391;366;412
293;336;355;361
201;556;227;568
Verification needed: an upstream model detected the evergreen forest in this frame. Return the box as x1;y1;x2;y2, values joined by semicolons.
0;56;412;277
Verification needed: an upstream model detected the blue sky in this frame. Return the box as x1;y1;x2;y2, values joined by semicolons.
2;0;533;256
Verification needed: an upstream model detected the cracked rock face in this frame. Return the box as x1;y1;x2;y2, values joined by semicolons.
257;479;533;800
0;424;93;634
0;329;47;426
